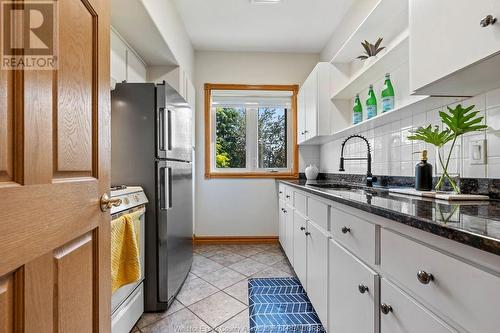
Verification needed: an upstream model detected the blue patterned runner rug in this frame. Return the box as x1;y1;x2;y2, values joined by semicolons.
248;277;325;332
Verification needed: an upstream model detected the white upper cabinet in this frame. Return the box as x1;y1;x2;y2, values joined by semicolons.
410;0;500;96
127;51;147;83
111;29;147;86
298;63;349;145
148;66;195;108
110;30;127;85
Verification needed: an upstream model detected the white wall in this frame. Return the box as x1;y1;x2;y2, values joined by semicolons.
142;0;195;80
194;51;319;237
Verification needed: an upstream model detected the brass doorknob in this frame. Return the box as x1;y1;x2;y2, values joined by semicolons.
100;193;122;212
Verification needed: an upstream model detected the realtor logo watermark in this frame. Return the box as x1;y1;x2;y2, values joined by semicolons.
1;1;58;70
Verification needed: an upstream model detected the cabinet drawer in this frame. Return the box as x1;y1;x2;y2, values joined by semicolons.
329;240;378;333
381;229;500;333
307;197;328;231
294;191;307;216
380;279;455;333
331;208;377;265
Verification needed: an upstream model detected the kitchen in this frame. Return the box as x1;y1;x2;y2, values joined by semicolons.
1;0;500;332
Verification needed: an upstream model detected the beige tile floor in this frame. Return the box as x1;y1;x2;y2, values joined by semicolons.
131;243;295;333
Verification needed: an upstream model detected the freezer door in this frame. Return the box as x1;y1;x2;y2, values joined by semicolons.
156;85;192;162
156;160;193;303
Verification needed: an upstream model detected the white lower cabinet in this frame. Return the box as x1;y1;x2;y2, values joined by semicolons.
278;183;500;333
293;211;307;289
278;199;286;250
306;220;330;327
380;279;455;333
329;240;379;333
284;203;294;265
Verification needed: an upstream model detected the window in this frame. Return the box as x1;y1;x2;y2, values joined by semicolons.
205;84;298;178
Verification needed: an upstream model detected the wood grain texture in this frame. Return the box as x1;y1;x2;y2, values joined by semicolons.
204;84;299;179
54;233;94;333
23;70;53;185
0;70;14;183
56;0;95;173
24;253;53;333
0;274;14;333
0;0;110;330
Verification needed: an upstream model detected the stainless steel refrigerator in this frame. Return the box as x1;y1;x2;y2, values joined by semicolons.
111;82;193;312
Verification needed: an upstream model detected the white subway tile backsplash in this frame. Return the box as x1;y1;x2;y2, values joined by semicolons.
316;86;500;178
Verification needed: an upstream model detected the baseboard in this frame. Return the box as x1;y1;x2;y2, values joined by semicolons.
193;235;279;244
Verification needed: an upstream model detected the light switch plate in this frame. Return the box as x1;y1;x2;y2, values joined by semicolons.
470;139;487;165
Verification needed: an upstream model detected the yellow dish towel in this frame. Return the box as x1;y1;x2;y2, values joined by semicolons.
111;208;144;293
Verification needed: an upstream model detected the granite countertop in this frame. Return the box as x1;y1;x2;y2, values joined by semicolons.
280;179;500;256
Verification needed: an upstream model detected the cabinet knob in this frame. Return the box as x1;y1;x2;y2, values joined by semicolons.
304;130;309;134
286;195;291;198
480;14;497;27
279;191;283;194
341;226;351;234
305;232;311;236
417;270;434;285
283;209;287;213
300;226;306;231
381;303;393;315
358;284;369;294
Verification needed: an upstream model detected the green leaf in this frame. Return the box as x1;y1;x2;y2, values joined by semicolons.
439;104;488;137
407;125;454;148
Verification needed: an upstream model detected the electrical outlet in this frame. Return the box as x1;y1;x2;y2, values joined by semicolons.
470;139;487;165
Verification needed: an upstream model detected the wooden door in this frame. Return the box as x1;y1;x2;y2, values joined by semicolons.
0;0;111;331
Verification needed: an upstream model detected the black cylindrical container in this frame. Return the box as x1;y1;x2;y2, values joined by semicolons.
415;150;433;191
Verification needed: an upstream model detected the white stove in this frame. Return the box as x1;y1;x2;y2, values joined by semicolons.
110;186;148;333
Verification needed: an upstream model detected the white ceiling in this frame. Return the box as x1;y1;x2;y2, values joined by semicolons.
172;0;355;53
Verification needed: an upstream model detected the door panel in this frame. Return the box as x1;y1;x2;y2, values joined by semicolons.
0;70;13;183
0;0;110;331
293;211;307;289
157;160;193;303
0;273;15;332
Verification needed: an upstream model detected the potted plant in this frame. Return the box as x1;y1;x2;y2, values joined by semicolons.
357;38;386;66
408;104;487;194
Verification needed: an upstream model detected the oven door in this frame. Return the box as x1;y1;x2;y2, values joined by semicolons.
111;207;146;313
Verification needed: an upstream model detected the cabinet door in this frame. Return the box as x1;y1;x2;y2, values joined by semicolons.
293;211;307;289
127;51;147;83
278;200;286;249
304;72;318;140
380;279;454;333
110;30;127;84
306;221;330;327
329;240;379;333
410;0;500;93
284;204;294;264
297;89;306;144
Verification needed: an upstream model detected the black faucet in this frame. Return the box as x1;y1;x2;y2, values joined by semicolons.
339;134;377;187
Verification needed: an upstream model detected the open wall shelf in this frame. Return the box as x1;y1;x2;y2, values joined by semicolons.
331;31;409;100
330;0;409;64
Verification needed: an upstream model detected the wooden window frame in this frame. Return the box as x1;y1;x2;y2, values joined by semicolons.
204;83;299;179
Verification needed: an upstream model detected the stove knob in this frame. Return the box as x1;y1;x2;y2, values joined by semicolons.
123;197;130;205
134;195;139;202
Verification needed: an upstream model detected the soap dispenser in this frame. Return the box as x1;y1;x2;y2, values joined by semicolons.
414;150;433;191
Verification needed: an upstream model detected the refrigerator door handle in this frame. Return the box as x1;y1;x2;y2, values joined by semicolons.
159;166;172;210
167;109;172;151
158;108;166;152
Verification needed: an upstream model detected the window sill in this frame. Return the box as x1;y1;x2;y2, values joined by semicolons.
205;172;299;179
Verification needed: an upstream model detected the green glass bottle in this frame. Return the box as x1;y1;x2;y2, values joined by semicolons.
381;73;395;112
353;94;363;124
366;84;377;119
